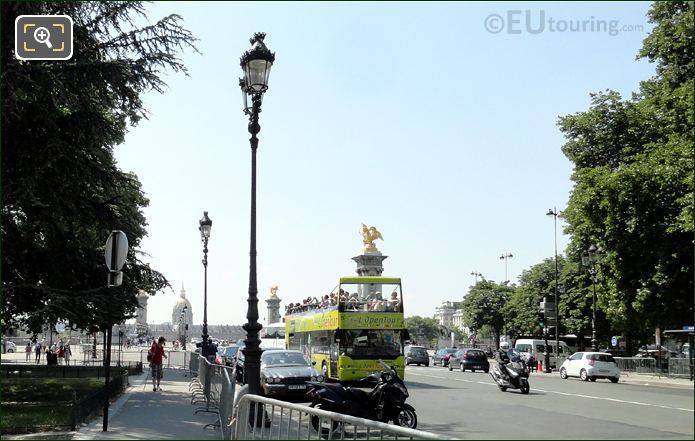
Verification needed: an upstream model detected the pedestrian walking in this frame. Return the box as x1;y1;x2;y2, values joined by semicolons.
64;342;72;366
34;341;42;364
150;336;167;391
25;342;32;362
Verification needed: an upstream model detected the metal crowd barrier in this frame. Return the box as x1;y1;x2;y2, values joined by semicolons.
189;354;236;438
231;394;449;440
668;357;694;379
139;349;191;370
614;357;657;375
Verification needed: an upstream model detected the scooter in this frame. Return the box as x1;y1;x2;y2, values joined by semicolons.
490;348;530;394
306;360;417;435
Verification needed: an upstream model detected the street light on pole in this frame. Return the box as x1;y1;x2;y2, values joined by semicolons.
199;211;212;358
470;271;482;284
181;305;187;351
239;32;274;400
546;207;561;365
499;253;513;284
582;244;604;351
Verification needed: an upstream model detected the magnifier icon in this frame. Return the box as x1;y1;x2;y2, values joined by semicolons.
33;26;53;49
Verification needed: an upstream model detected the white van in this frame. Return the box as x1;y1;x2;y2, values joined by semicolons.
514;339;571;368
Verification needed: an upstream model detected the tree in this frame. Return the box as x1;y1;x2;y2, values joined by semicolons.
558;1;693;350
1;1;197;334
461;280;514;349
404;316;440;346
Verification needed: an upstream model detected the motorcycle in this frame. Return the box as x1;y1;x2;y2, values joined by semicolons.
306;360;417;435
490;348;530;394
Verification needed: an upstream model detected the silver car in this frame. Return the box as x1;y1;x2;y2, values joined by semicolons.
260;350;324;398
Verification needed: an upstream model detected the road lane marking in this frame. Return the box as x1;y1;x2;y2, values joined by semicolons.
406;370;694;413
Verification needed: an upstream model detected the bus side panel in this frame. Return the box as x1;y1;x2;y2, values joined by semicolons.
337;356;405;382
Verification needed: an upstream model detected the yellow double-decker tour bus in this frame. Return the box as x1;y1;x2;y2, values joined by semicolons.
285;276;409;381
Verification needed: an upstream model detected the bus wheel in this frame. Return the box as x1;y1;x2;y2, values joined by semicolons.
322;361;328;378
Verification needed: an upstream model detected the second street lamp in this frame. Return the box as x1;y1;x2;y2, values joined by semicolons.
499;253;513;284
240;32;274;400
199;211;212;358
546;207;561;367
581;244;604;351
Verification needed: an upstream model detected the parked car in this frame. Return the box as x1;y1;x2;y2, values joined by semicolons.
404;345;430;366
234;348;247;383
260;350;323;398
560;352;620;383
218;345;240;367
600;348;626;357
5;341;17;353
432;348;458;367
448;348;490;373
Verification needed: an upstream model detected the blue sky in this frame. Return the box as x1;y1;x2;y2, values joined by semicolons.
115;1;655;327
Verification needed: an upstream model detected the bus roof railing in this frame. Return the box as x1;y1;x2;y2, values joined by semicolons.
339;276;402;284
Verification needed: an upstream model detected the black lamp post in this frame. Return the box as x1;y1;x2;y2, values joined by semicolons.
547;207;561;366
499;253;513;284
581;244;604;351
239;32;274;398
181;306;187;351
199;211;212;357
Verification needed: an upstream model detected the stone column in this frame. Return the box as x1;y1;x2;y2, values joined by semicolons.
352;252;388;300
265;287;282;325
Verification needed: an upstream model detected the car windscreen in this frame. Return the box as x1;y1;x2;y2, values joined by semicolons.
262;351;310;366
224;347;239;357
588;353;615;363
410;348;427;356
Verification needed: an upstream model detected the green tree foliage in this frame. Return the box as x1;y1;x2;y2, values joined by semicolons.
404;316;440;346
462;280;514;348
558;1;693;345
1;1;198;334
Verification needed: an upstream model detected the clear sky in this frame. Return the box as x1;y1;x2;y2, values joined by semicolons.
114;1;655;328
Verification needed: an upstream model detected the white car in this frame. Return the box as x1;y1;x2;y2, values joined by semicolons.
560;351;620;383
5;341;17;353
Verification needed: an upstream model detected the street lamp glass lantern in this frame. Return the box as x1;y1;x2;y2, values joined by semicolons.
199;211;212;240
240;32;275;93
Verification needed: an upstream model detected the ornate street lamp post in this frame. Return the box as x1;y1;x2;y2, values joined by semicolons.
547;207;561;366
499;253;513;284
239;32;274;398
181;306;187;351
582;244;604;351
199;211;212;357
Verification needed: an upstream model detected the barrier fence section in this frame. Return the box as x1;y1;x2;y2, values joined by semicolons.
190;354;236;438
614;357;657;375
232;394;449;440
668;357;694;379
139;349;191;370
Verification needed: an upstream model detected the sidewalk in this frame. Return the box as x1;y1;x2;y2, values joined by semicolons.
73;368;220;440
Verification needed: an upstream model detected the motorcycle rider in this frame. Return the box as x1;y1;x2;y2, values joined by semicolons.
496;341;512;379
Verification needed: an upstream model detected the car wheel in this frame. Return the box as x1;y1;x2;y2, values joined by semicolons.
560;367;568;379
498;385;507;392
484;368;489;373
590;377;597;382
471;369;476;373
460;363;465;372
448;363;453;372
609;377;619;383
580;369;589;381
425;362;429;367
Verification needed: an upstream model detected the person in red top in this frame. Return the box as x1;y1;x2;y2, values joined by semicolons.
150;336;167;391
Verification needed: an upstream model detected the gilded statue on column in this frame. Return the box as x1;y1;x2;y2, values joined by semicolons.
360;223;384;253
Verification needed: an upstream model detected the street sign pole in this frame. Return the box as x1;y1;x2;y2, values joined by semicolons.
102;231;128;432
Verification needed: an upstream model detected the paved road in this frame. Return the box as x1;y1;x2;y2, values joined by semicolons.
404;365;694;439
